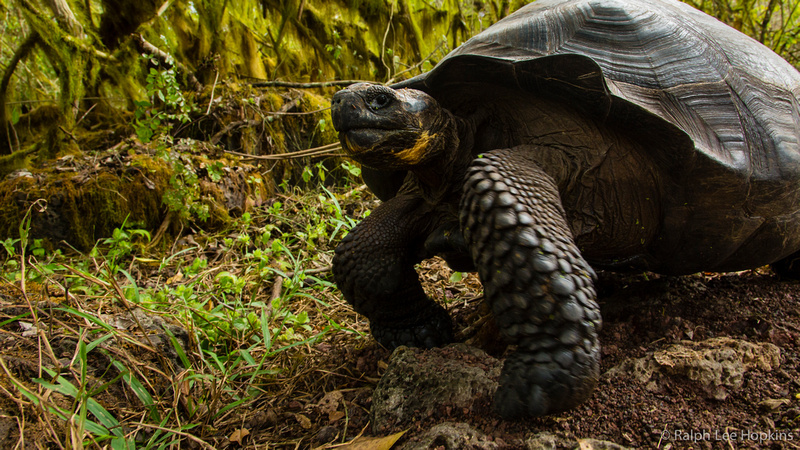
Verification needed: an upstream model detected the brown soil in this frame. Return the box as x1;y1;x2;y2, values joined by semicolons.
1;264;799;449
263;268;800;449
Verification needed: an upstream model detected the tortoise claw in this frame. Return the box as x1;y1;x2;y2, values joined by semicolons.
494;345;600;418
371;303;453;349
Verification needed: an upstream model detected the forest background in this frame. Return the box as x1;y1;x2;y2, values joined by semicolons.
1;0;800;448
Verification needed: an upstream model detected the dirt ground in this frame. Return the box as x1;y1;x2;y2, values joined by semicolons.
265;267;800;449
1;264;799;449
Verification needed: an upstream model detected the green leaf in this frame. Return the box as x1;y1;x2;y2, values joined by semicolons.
163;326;191;369
113;360;160;422
85;333;114;354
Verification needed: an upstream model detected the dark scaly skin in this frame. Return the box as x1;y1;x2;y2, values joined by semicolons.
332;192;454;348
460;149;601;418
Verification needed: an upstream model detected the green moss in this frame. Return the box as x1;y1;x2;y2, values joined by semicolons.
0;149;267;251
300;91;336;146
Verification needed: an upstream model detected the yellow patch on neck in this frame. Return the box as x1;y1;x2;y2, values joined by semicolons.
396;132;435;163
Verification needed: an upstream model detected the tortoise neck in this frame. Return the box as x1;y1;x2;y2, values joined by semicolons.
410;113;474;203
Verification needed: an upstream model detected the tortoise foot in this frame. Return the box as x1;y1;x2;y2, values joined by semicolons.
494;345;600;418
771;251;800;280
371;303;453;349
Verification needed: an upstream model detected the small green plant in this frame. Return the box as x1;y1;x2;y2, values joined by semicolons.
92;218;151;273
133;53;214;223
161;153;211;222
133;53;193;145
341;160;361;178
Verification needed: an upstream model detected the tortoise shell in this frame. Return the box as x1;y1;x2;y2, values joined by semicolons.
378;0;800;273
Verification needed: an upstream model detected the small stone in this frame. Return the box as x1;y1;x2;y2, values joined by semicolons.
540;239;556;254
511;293;529;309
574;289;587;305
516;267;534;286
315;425;339;444
493;182;509;192
494;240;512;256
494;269;513;286
533;297;555;316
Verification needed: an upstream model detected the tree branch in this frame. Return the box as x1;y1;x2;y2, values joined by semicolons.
250;80;362;88
0;33;40;155
133;33;203;91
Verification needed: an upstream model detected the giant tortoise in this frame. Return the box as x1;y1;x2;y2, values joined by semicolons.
329;0;800;418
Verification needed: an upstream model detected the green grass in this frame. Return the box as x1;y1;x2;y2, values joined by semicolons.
0;171;374;448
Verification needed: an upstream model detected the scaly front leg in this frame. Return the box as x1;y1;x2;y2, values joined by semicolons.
333;193;453;349
460;149;602;418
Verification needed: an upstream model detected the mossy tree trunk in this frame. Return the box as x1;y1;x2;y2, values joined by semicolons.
16;0;88;157
0;33;39;156
2;0;800;173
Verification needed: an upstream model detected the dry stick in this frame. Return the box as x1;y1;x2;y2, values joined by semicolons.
225;143;342;160
148;212;173;249
74;103;97;128
264;106;330;116
270;276;284;303
205;70;220;115
131;422;216;449
386;40;446;84
210;120;260;145
103;271;176;374
454;312;490;341
133;33;202;91
57;264;177;375
250;80;363;88
0;357;66;449
155;0;171;16
381;1;395;77
286;266;331;278
210;92;320;144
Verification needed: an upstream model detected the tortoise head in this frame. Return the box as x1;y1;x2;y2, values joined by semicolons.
331;83;455;170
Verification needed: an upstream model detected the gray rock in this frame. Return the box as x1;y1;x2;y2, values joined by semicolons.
371;344;502;434
399;422;502;450
605;337;781;400
525;432;632;450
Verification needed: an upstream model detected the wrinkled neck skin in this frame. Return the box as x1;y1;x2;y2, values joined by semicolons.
408;112;475;205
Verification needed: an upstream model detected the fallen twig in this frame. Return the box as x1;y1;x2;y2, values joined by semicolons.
225;143;342;160
251;80;363;88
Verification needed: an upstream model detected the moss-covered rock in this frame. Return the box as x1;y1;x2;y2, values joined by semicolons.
0;143;268;251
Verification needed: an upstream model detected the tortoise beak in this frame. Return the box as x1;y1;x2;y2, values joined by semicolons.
330;87;363;133
331;83;402;157
330;83;446;168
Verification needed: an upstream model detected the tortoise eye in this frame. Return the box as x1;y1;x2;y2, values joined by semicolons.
369;93;392;110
